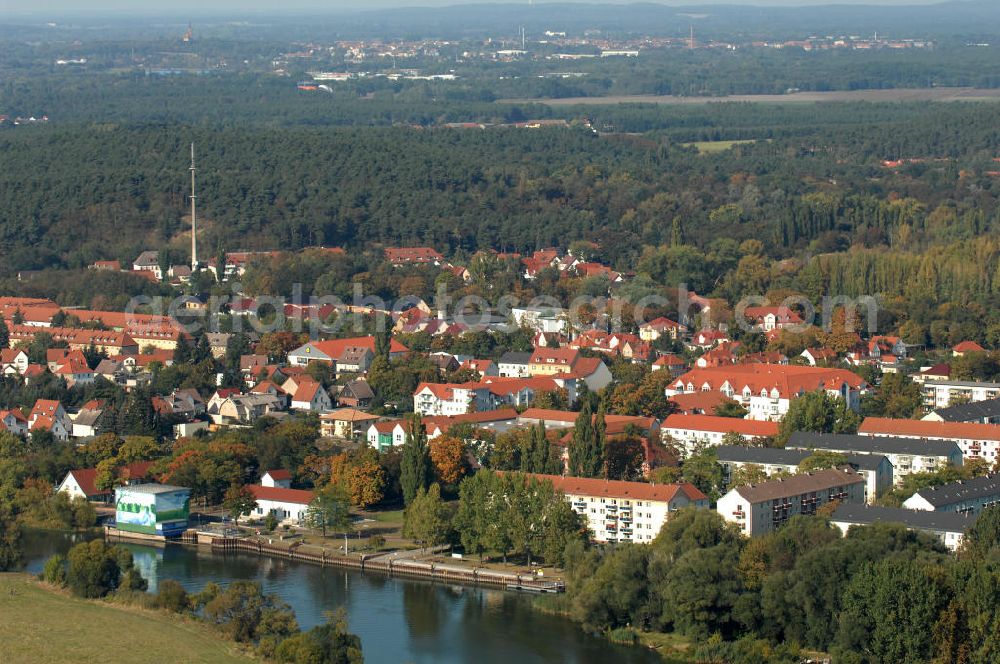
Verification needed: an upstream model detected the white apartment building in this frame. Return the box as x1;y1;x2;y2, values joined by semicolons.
666;365;865;421
921;380;1000;410
525;473;709;543
714;445;893;504
830;504;975;552
787;431;964;484
660;414;779;457
859;417;1000;465
717;468;866;537
902;474;1000;515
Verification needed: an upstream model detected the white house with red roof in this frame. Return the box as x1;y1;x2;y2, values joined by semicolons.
262;469;292;488
58;461;154;502
247;483;315;524
367;420;408;451
29;399;70;430
639;317;685;342
288;377;333;412
690;329;729;349
953;341;987;357
0;349;29;376
667;364;866;421
742;306;805;332
518;473;708;543
287;336;408;367
661;413;780;457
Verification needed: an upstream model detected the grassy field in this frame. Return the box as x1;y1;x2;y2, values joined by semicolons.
0;574;254;664
683;139;756;154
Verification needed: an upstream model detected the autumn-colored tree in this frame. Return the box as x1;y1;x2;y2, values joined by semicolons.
329;452;387;508
430;436;469;486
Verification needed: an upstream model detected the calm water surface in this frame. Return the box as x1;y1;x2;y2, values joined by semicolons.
23;530;661;664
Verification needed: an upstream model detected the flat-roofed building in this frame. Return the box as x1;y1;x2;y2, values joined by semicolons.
717;468;866;537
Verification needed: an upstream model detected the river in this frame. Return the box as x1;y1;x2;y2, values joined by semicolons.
22;530;661;664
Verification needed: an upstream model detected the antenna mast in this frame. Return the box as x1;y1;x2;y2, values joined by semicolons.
189;142;198;271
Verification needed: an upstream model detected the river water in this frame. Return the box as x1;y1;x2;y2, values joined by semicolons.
22;530;661;664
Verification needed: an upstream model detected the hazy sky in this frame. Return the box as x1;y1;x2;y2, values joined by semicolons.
3;0;954;14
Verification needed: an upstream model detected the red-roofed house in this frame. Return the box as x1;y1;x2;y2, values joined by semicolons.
667;364;866;421
289;377;333;412
954;341;987;357
661;413;779;457
247;484;315;524
0;409;28;437
0;349;29;376
367;420;408;451
57;461;154;502
262;469;292;488
639;317;685;342
742;306;804;332
517;472;708;543
384;247;444;267
287;336;408;367
652;354;688;377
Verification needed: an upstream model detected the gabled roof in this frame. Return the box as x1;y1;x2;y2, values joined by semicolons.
63;461;154;498
672;364;865;399
954;341;986;353
248;484;315;505
714;445;888;471
299;336;408;359
498;351;532;365
788;431;963;457
263;469;292;481
859;417;1000;442
909;474;1000;508
931;397;1000;423
515;472;707;504
733;468;864;503
662;414;778;438
831;503;977;534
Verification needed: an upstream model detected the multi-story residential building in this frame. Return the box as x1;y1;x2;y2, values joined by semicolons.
787;431;964;483
741;306;804;332
717;468;866;536
8;325;139;356
497;351;532;378
660;414;779;457
665;364;866;421
714;445;893;504
921;380;1000;410
830;504;976;552
923;397;1000;424
525;473;708;543
859;417;1000;465
413;376;578;416
902;474;1000;515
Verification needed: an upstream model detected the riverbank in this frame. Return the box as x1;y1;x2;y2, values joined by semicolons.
0;573;254;664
